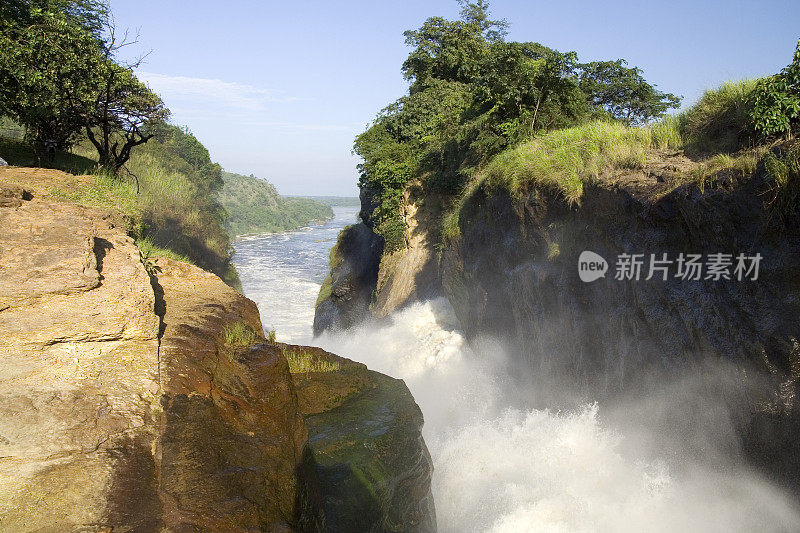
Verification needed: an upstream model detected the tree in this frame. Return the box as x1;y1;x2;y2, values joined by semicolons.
401;1;507;92
0;4;106;161
83;61;169;171
0;0;168;170
578;59;681;125
79;15;169;171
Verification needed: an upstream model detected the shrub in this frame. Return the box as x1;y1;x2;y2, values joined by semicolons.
282;348;341;374
682;79;760;153
750;39;800;139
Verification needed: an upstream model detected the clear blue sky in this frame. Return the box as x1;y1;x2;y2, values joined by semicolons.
108;0;800;196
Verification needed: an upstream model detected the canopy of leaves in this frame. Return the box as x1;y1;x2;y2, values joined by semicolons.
579;59;681;125
355;1;678;252
750;39;800;138
0;5;106;150
0;0;168;168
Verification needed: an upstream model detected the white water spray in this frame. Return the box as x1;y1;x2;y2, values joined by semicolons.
315;299;800;533
234;217;800;532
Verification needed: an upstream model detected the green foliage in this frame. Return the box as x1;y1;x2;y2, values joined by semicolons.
217;171;333;236
649;114;685;150
356;1;679;251
750;40;800;139
0;133;96;173
83;63;169;171
122;126;238;285
316;275;333;309
136;236;191;263
266;329;277;344
578;59;681;125
401;0;507;92
0;0;167;168
683;79;760;153
48;170;139;215
0;4;106;155
222;322;259;348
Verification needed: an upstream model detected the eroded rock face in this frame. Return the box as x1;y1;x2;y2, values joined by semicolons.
288;346;437;533
0;169;322;531
156;259;323;532
313;223;382;336
0;176;162;531
443;169;800;395
442;167;800;485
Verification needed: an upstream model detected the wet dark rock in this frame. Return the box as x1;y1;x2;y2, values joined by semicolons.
313;222;382;336
290;346;437;532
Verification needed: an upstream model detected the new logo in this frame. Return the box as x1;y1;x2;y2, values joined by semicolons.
578;251;608;282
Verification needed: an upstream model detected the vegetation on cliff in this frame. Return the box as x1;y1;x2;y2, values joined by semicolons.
0;0;168;169
353;1;800;250
354;0;681;253
217;171;333;237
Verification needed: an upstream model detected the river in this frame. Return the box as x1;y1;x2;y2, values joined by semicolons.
233;208;800;532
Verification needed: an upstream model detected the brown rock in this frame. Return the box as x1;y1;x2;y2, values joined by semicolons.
0;169;322;531
289;345;436;532
156;258;323;532
0;178;161;531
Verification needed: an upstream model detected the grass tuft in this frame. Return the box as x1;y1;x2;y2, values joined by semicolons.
283;347;341;374
222;322;259;348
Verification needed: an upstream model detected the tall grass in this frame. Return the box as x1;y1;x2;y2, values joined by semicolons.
442;121;661;240
650;114;685;151
481;120;653;204
683;79;760;154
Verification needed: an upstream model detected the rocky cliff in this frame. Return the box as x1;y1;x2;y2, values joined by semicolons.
0;167;435;532
314;150;800;484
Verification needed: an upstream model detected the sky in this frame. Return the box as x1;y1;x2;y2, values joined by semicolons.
108;0;800;196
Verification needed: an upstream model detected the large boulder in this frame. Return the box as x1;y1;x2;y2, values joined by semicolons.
313;223;382;336
287;345;437;532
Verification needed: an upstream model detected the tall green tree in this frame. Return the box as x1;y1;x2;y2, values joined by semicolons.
0;0;168;169
578;59;681;125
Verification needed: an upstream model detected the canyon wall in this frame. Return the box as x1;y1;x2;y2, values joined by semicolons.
0;167;435;532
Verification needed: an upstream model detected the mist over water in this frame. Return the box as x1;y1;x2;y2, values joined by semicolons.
234;215;800;532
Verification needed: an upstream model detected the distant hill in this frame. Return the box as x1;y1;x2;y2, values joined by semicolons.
218;172;333;236
299;196;361;208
